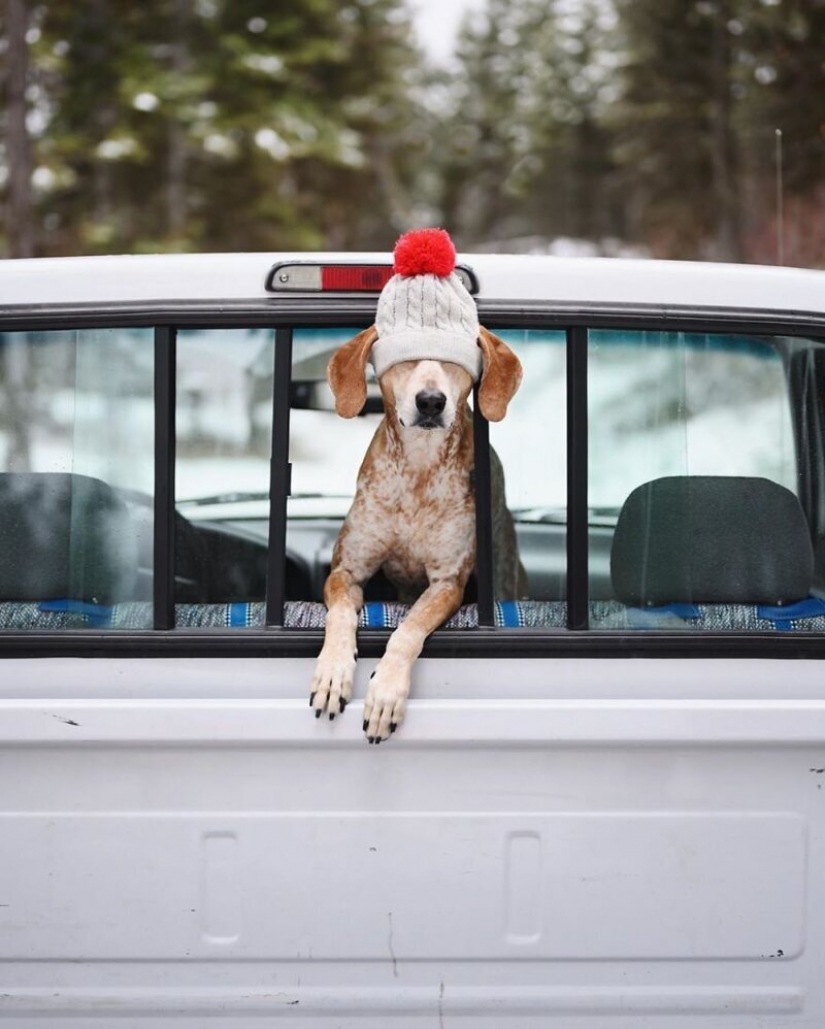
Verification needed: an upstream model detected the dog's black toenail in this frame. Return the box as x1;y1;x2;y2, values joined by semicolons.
315;709;321;719
309;693;316;707
340;699;348;712
375;736;382;745
363;719;369;731
329;712;335;721
390;722;397;733
370;670;376;680
368;736;375;744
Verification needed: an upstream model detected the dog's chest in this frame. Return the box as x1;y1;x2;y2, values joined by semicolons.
367;459;474;582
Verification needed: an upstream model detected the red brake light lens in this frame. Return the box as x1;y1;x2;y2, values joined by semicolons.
320;265;394;292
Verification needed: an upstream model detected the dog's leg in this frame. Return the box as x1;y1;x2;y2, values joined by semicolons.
363;579;464;742
310;568;364;719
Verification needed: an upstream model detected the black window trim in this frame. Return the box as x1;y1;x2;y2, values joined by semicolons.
472;382;495;628
265;327;293;627
2;301;825;657
566;326;589;631
153;326;177;630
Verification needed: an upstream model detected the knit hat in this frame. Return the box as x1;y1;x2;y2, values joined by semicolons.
370;228;482;380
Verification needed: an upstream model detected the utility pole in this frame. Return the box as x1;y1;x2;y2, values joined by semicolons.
775;128;784;266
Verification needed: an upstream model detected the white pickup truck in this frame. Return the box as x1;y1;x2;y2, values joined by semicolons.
2;250;825;1027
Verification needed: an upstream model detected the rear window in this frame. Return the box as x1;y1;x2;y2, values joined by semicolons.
0;311;824;644
589;330;795;515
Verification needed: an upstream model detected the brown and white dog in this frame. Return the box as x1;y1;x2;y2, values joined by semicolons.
309;230;524;742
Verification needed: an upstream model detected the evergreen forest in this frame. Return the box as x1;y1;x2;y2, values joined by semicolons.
2;0;824;266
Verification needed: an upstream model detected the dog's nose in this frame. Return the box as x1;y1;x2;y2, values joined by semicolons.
415;390;447;418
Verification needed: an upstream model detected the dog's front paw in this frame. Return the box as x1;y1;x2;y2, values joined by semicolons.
363;658;410;743
310;643;356;720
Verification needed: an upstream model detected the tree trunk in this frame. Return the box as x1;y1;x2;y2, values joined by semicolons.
709;0;741;261
4;0;34;468
167;0;190;241
6;0;35;258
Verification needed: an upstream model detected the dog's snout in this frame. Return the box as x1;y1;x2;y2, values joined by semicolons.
415;390;447;418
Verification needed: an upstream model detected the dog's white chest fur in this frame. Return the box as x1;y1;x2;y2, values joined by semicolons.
353;430;475;594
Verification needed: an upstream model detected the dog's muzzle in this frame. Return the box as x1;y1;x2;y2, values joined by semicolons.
414;389;447;429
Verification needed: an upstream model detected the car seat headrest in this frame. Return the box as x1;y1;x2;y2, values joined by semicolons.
610;475;814;606
0;472;139;604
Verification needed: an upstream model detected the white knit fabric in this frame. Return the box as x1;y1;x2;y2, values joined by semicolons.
371;271;482;379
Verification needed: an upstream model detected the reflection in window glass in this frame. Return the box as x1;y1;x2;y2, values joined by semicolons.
289;328;382;606
589;330;795;513
490;330;566;608
0;328;154;628
174;329;274;612
588;330;807;630
291;328;381;520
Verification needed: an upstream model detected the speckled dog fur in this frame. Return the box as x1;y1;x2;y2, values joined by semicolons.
310;326;524;741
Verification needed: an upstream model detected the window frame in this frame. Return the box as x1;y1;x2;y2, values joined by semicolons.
2;297;825;658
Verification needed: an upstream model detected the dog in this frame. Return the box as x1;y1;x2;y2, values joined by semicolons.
309;318;525;742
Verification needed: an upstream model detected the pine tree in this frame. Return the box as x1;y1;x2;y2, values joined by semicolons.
437;0;618;249
3;0;36;257
737;0;825;265
8;0;425;255
612;0;825;264
612;0;746;260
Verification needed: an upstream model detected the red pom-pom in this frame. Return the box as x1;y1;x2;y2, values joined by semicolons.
393;228;456;277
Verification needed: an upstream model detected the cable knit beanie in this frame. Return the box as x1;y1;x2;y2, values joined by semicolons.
370;228;482;381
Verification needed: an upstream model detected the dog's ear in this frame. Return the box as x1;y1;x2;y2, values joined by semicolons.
477;326;522;421
327;326;379;418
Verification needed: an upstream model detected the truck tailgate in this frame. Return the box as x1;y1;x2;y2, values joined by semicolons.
1;655;824;1027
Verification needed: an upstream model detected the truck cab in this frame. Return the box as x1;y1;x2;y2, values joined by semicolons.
2;251;825;1027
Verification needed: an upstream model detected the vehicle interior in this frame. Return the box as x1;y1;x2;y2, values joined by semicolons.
1;324;825;633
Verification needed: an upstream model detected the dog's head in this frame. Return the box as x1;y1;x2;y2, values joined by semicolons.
327;325;522;429
327;229;521;429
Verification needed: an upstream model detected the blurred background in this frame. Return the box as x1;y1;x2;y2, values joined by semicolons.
1;0;823;266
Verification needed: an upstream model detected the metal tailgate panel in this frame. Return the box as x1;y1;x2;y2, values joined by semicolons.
0;656;824;1027
0;811;806;962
